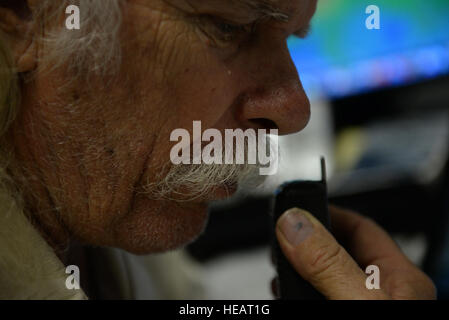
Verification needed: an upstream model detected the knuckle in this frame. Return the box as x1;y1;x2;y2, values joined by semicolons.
361;216;377;227
391;270;437;300
415;272;437;299
308;243;345;279
357;216;378;232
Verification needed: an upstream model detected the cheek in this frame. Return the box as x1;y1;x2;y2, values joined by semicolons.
158;42;249;135
122;4;249;133
172;67;236;122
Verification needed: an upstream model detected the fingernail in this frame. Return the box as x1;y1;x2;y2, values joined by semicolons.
278;208;314;246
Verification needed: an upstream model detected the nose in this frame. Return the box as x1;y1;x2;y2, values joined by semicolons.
238;42;311;136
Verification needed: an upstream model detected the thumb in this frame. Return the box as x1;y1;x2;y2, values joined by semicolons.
275;208;389;300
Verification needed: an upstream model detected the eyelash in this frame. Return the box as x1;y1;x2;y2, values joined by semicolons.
214;21;252;41
198;16;255;47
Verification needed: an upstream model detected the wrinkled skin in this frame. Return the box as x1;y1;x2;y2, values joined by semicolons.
5;0;316;254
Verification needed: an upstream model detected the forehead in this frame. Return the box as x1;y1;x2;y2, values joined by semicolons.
165;0;316;21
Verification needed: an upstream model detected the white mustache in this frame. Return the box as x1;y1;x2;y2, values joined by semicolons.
143;136;278;202
142;162;261;202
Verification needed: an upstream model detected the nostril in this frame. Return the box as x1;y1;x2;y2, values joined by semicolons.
249;118;279;130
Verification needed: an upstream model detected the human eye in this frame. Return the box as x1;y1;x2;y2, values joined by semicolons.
197;15;254;48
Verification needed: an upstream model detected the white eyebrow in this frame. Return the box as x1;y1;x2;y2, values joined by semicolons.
236;0;289;21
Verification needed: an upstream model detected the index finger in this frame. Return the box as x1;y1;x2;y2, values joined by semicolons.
329;205;412;269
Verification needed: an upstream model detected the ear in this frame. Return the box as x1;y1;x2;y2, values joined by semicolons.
0;1;37;73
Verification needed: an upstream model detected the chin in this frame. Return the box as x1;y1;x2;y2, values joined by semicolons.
113;194;210;255
112;182;238;255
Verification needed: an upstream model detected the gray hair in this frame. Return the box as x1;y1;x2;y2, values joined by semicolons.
0;0;123;125
0;0;123;192
35;0;123;75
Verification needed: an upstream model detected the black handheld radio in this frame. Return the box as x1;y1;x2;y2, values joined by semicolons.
272;157;331;300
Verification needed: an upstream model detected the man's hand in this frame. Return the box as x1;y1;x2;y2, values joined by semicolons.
274;206;436;300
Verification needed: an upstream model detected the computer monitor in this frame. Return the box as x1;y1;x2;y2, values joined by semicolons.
288;0;449;98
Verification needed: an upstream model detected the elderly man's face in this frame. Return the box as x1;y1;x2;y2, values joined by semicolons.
12;0;317;254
